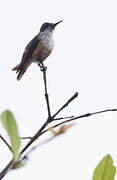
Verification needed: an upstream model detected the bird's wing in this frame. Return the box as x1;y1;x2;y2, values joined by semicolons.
20;35;39;64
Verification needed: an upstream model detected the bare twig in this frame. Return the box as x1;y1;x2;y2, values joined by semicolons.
12;108;117;167
0;135;12;152
20;137;32;140
52;92;78;119
20;64;52;154
0;120;49;179
0;64;51;179
51;108;117;128
1;107;117;179
20;136;55;161
40;63;51;119
41;108;117;135
1;60;117;180
54;116;74;120
20;120;49;155
0;160;13;179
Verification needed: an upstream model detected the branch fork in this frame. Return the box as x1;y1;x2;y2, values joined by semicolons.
0;63;117;179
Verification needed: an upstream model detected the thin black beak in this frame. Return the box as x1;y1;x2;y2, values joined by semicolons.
53;20;63;27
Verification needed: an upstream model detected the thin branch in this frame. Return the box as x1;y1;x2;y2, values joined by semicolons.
0;108;117;179
52;92;78;119
1;60;117;180
20;136;55;161
20;136;32;140
0;160;13;179
0;64;52;179
41;108;117;136
54;116;74;120
17;108;117;164
0;135;12;152
51;108;117;128
12;136;56;168
20;120;49;155
40;63;51;119
0;63;78;179
20;63;52;155
0;120;50;179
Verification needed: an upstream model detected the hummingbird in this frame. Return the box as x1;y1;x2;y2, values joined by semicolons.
12;20;62;80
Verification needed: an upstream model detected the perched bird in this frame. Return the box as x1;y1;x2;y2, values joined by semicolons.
12;21;62;80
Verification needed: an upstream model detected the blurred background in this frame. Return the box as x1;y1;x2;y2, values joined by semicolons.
0;0;117;179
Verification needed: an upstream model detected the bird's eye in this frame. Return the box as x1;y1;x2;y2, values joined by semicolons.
40;23;50;32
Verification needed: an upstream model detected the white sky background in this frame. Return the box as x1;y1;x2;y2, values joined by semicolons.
0;0;117;179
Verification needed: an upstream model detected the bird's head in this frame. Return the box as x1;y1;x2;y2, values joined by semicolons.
40;21;62;33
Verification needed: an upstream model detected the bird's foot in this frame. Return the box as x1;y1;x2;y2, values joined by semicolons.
38;63;47;71
41;66;47;72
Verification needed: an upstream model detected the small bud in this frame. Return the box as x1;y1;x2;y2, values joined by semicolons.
49;123;74;136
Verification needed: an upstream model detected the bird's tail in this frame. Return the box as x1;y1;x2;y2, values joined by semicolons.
12;64;20;71
12;62;31;81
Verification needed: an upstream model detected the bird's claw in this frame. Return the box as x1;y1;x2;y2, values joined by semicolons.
40;66;47;71
38;63;47;71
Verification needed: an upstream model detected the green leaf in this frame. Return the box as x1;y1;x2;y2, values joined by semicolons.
13;155;28;169
0;110;21;162
12;162;25;169
93;154;116;180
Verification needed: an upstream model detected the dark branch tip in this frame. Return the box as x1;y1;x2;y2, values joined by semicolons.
75;92;78;97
